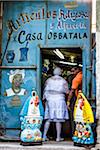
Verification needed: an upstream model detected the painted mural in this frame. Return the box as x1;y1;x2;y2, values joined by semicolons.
4;69;27;107
0;69;36;139
0;1;92;140
4;69;26;96
2;1;91;66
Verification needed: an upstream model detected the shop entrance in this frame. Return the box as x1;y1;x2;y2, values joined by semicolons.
41;47;82;140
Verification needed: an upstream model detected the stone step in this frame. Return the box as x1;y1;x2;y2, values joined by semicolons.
0;141;87;150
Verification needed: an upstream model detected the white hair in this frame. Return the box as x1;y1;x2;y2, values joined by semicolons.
53;67;62;75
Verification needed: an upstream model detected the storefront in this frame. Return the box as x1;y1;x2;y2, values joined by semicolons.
0;0;96;143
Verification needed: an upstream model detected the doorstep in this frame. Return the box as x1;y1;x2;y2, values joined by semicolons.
0;141;88;150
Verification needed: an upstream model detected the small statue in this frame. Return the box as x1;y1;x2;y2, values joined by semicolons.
73;90;94;147
20;90;44;145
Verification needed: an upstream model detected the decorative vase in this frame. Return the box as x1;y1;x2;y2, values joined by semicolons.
6;50;15;63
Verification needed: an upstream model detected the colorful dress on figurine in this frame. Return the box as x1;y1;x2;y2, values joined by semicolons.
43;75;69;122
20;90;44;145
72;91;94;145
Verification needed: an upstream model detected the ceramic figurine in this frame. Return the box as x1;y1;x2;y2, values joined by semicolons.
73;90;94;146
20;90;44;145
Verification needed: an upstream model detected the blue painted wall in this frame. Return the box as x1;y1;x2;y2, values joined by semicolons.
0;1;92;139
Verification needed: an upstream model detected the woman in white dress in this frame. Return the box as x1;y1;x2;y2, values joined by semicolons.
43;67;69;142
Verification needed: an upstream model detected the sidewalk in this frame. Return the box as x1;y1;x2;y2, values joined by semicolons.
0;141;98;150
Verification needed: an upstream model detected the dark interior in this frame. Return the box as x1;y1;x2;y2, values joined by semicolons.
41;47;82;140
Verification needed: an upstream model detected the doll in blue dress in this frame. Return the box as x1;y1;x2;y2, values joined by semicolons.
20;90;44;145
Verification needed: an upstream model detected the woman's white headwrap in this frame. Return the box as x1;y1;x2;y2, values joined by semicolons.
8;69;25;83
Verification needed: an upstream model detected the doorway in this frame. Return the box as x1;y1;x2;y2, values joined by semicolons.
41;47;82;140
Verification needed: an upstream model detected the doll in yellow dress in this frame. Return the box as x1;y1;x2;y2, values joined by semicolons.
73;90;94;145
